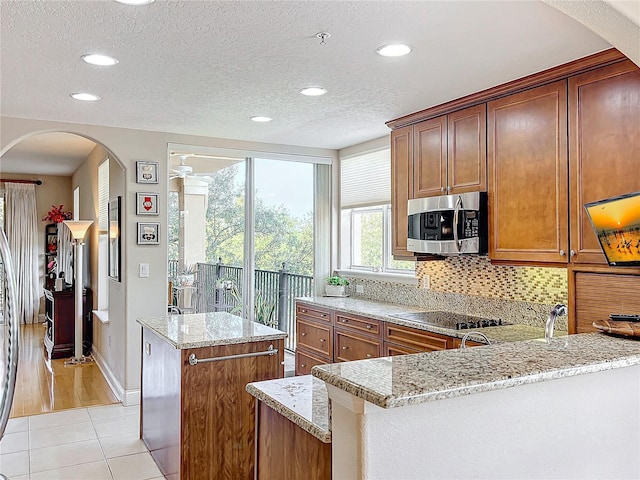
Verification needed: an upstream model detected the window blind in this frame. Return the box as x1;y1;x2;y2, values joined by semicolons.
98;159;109;231
340;148;391;209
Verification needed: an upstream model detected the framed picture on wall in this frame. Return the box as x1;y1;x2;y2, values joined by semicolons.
136;192;159;215
137;222;160;245
136;161;159;184
108;196;121;281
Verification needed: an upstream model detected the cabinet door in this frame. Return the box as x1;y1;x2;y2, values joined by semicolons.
384;323;451;351
391;125;414;257
448;104;487;194
569;61;640;264
334;329;381;362
413;116;447;198
295;348;329;376
297;319;332;358
488;80;568;263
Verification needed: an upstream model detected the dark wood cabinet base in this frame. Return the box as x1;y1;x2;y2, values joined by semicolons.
256;401;331;480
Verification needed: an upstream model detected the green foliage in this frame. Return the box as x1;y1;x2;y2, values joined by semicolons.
168;162;314;276
228;283;277;328
327;275;349;286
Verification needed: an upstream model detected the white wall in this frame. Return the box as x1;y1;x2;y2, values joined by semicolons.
0;116;337;403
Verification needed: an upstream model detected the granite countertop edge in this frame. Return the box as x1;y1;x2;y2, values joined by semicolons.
246;383;332;443
311;350;640;409
137;317;287;350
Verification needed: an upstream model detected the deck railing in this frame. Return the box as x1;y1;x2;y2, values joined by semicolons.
170;259;313;351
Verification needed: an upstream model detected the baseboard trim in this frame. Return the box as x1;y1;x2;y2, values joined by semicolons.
92;347;140;406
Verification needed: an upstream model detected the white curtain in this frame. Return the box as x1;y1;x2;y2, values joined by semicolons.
57;222;73;284
5;183;40;324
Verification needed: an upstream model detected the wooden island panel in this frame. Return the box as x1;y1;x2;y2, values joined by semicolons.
256;401;331;480
181;340;283;480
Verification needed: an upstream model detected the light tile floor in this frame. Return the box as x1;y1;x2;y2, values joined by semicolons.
0;403;164;480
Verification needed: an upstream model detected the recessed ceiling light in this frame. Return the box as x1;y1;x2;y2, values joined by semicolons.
115;0;155;5
70;92;100;101
251;116;273;122
376;44;412;57
299;87;327;96
81;54;119;66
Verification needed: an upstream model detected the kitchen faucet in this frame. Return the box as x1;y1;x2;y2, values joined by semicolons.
545;304;568;343
460;331;491;349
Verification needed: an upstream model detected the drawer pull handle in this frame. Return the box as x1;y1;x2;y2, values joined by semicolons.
342;346;348;350
366;354;372;358
301;332;307;336
366;325;372;329
319;339;325;343
342;319;347;323
301;363;306;368
301;309;307;313
321;313;327;317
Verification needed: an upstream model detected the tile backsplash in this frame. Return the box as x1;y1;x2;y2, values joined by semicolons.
345;256;569;330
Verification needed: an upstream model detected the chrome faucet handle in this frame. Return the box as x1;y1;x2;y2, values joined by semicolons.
545;304;568;343
460;331;491;349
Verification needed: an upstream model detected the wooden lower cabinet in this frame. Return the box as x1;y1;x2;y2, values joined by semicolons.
384;341;424;356
140;327;284;480
334;328;382;362
451;338;484;349
296;348;329;376
255;401;331;480
384;323;452;351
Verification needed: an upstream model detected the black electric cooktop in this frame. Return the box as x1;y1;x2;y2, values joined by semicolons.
388;311;509;330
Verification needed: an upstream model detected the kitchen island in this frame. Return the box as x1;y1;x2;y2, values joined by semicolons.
137;312;287;480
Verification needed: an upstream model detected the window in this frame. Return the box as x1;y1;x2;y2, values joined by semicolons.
340;147;414;274
96;158;109;311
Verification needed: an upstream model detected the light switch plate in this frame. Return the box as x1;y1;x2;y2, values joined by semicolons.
139;263;149;278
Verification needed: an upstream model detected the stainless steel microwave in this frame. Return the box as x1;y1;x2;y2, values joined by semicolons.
407;192;488;255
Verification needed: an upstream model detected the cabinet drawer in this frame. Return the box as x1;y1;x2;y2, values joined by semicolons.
451;338;484;349
384;341;424;356
295;348;329;376
384;323;451;351
334;329;381;362
334;312;382;338
297;319;332;357
296;303;332;323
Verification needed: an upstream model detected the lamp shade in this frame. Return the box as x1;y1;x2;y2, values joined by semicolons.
63;220;94;241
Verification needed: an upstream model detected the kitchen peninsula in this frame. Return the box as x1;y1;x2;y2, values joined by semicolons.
248;297;640;480
137;312;286;480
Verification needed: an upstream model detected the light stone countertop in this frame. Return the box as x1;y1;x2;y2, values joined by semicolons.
312;333;640;408
246;375;331;443
137;312;287;349
296;296;550;343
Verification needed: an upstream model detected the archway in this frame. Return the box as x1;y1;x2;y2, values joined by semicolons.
0;131;124;416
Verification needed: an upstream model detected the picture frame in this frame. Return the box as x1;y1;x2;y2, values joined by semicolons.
136;192;159;215
108;196;121;281
137;222;160;245
136;161;159;184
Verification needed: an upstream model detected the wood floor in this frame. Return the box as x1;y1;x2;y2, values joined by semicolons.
3;323;118;418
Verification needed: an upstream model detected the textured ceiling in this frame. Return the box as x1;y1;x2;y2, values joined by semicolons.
1;0;611;164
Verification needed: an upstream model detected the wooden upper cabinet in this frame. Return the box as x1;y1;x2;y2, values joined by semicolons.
413;115;447;197
569;60;640;264
391;125;414;257
488;80;569;263
413;105;487;198
447;104;487;194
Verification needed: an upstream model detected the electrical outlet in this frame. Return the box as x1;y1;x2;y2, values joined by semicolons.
355;285;364;294
421;275;430;289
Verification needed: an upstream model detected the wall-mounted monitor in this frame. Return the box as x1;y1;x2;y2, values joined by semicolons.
584;191;640;267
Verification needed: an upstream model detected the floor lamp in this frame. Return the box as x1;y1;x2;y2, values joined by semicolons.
63;220;94;365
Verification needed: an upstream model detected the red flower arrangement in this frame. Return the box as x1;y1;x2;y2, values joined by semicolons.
42;204;72;223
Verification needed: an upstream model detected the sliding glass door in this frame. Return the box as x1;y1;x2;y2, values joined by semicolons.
169;153;320;347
